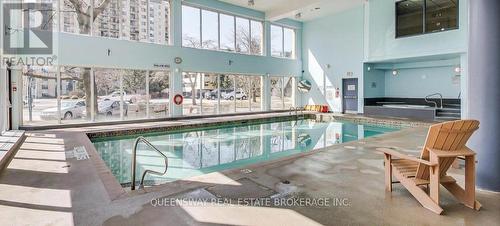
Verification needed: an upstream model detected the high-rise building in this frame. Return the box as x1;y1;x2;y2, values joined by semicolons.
60;0;169;44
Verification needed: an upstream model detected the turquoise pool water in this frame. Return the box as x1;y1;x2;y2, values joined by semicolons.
92;119;399;186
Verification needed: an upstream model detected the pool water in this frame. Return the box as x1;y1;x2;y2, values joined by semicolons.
92;119;399;187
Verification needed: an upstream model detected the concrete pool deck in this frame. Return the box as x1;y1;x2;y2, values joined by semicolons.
0;113;498;225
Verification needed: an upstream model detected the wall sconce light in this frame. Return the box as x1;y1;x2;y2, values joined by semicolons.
454;66;461;74
392;70;399;76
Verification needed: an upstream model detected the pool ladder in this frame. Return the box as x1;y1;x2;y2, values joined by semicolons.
131;136;169;190
425;93;443;109
289;107;305;119
289;107;305;128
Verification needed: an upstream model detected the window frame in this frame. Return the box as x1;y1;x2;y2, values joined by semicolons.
270;24;296;59
395;0;459;38
59;0;171;45
20;65;171;126
181;3;264;56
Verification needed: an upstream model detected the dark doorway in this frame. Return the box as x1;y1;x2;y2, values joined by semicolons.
342;78;358;113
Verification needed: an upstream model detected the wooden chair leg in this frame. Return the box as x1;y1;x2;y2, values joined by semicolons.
442;182;482;210
384;154;392;192
441;156;481;210
465;155;481;210
395;172;443;214
429;155;440;205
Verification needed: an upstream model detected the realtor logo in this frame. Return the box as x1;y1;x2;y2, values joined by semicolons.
3;3;53;55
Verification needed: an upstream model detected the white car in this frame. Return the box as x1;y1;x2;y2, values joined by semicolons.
100;91;142;104
40;100;86;120
223;89;248;100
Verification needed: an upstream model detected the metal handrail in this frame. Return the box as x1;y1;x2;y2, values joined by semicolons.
131;136;169;190
425;93;443;109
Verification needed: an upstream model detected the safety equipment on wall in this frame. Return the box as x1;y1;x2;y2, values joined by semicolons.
173;94;183;105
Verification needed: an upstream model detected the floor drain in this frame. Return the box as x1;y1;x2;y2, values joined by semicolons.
281;180;290;184
241;169;253;174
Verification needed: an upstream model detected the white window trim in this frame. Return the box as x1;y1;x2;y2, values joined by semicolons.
181;3;264;56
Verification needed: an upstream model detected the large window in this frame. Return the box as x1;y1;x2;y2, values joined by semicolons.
22;66;170;126
271;25;295;58
183;72;262;115
148;71;170;118
60;67;91;124
22;66;59;125
220;14;235;51
219;74;235;114
182;4;263;55
182;72;202;116
182;5;201;48
396;0;458;38
270;76;295;110
62;0;170;44
202;10;219;50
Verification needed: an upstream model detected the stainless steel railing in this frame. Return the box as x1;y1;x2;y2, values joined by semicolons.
131;136;168;190
425;93;443;109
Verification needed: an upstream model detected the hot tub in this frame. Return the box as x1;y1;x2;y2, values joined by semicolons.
364;105;436;121
383;104;432;109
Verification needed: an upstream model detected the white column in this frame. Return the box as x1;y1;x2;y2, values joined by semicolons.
263;74;270;111
0;69;6;132
170;68;183;117
10;67;23;130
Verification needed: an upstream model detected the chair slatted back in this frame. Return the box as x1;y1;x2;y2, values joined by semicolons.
415;120;479;180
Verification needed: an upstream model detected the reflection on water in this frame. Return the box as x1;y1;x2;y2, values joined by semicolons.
93;120;398;186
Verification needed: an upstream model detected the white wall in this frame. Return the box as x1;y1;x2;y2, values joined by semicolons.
301;6;365;112
384;66;461;98
366;0;468;61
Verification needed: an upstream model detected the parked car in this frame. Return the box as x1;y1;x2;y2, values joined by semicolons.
222;89;248;100
40;100;86;120
204;89;223;100
98;100;128;117
100;91;140;103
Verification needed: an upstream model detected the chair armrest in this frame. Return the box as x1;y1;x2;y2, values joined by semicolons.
376;148;436;166
426;146;476;157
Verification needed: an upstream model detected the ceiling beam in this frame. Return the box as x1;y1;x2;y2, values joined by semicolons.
265;0;322;21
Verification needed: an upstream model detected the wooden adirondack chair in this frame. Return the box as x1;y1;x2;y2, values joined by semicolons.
377;120;481;214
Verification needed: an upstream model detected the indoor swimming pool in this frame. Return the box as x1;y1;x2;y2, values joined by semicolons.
92;119;400;187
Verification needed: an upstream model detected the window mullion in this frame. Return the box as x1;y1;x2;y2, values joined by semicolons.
90;0;94;36
248;19;252;54
56;67;61;124
90;68;95;122
282;27;285;57
147;0;150;42
199;8;202;47
217;13;221;50
422;0;426;34
233;16;236;51
146;70;150;118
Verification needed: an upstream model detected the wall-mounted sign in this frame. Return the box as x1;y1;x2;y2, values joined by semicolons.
173;94;184;105
347;85;356;91
153;64;170;68
297;80;312;93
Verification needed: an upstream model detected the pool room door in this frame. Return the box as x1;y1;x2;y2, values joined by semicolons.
342;78;358;113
